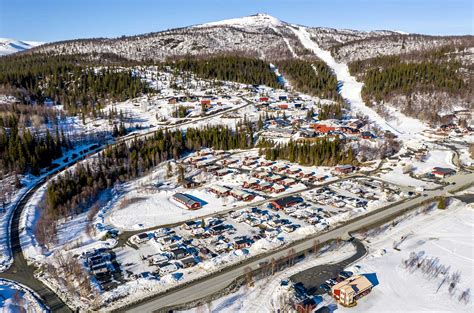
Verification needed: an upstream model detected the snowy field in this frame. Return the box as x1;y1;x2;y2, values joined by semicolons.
0;279;47;312
340;198;473;312
105;162;268;230
412;149;455;175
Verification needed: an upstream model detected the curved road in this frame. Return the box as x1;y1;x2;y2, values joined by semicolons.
0;97;254;312
290;239;366;295
0;178;71;312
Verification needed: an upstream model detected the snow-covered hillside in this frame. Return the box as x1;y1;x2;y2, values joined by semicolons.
330;34;473;63
0;38;44;56
31;14;402;61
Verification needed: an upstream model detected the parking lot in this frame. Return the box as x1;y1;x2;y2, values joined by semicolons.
290;239;366;295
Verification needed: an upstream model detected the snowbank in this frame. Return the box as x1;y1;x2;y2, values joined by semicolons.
0;278;48;312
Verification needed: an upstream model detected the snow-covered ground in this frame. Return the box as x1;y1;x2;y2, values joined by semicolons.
411;149;455;175
0;143;100;271
0;279;48;312
180;242;356;313
339;198;473;312
196;13;282;29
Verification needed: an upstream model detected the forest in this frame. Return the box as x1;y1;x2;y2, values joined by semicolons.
0;123;70;176
165;55;280;88
275;59;341;101
0;53;150;115
258;137;355;166
348;47;470;103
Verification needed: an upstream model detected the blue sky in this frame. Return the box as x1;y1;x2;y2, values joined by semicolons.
0;0;472;42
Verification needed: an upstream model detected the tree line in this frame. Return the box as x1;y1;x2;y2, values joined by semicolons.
0;124;70;176
164;55;280;88
348;47;470;103
258;137;356;166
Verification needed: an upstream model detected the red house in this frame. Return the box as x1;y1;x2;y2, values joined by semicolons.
209;185;231;197
260;160;274;167
259;97;269;102
242;178;259;188
271;196;303;210
271;184;285;193
173;193;202;210
335;164;354;174
312;124;336;134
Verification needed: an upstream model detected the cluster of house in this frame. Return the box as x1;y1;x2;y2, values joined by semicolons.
256;94;303;111
238;155;329;183
168;94;233;108
180;218;257;253
306;186;368;211
309;120;376;140
81;248;118;291
269;196;330;229
132;229;198;277
208;185;255;201
229;206;301;235
259;108;378;143
424;121;473;139
337;178;391;198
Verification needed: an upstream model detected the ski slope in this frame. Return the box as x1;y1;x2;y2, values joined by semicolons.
288;26;426;139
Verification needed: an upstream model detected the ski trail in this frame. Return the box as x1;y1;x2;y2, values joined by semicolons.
269;25;297;58
287;25;427;139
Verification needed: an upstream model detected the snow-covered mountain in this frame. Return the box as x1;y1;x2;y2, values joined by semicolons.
29;14;416;61
0;38;44;56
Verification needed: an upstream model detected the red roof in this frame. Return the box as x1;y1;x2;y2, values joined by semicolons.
312;124;336;133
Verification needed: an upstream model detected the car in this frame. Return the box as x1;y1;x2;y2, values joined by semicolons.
325;279;336;286
339;271;353;279
319;283;330;291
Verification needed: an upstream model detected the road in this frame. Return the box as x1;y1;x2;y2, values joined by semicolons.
2;92;471;311
116;157;390;246
116;165;390;248
123;171;474;312
0;97;254;312
290;239;366;295
0;178;72;312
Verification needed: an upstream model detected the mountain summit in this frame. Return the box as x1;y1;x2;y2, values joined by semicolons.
196;13;283;28
0;38;44;56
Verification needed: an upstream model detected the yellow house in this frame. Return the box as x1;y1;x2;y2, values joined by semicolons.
331;274;376;306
